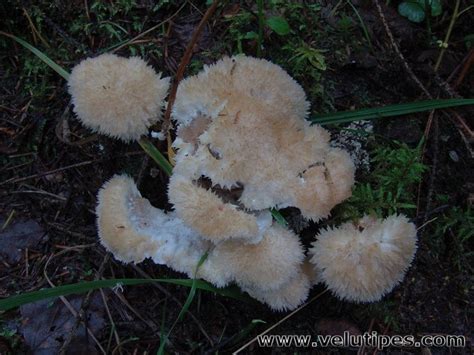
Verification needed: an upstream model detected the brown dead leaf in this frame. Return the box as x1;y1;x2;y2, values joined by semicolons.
0;218;46;265
19;294;105;354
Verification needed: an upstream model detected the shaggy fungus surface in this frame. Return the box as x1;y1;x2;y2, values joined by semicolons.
207;224;305;291
92;55;363;312
96;175;308;304
96;175;233;286
68;54;169;141
309;214;418;302
170;55;356;237
243;267;311;311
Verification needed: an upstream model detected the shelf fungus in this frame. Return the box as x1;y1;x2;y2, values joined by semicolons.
309;214;418;303
68;53;169;141
93;55;363;311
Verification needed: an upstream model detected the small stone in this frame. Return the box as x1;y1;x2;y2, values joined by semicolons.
449;150;459;162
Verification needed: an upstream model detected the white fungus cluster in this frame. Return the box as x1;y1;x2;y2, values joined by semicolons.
162;55;357;309
97;174;310;310
77;53;418;311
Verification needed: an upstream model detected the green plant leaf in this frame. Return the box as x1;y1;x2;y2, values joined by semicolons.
270;208;288;226
138;137;173;176
0;278;247;311
398;2;426;23
398;0;442;22
417;0;442;16
243;31;259;40
307;52;327;71
265;16;290;35
311;99;474;125
1;32;70;80
464;34;474;49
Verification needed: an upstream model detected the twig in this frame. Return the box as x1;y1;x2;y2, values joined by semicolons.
100;288;121;355
233;289;329;354
446;48;474;86
0;160;99;186
453;49;474;88
434;0;461;72
357;318;375;355
84;0;90;21
373;0;432;98
43;15;84;50
1;151;144;186
7;189;68;201
422;116;439;228
58;254;110;354
130;265;214;347
416;216;438;231
416;109;436;217
1;209;16;230
22;7;50;48
445;110;474;158
110;2;187;54
44;252;107;354
161;0;221;134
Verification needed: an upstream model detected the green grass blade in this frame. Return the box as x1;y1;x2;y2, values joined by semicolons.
1;32;70;81
270;208;288;226
138;137;173;176
158;253;209;355
346;0;373;51
158;300;168;355
311;99;474;125
0;278;247;312
177;252;209;322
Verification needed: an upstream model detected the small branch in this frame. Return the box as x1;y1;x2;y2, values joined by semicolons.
373;0;432;98
434;0;461;72
110;1;187;54
161;0;220;134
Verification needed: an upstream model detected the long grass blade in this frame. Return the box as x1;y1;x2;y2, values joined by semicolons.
138;137;174;176
1;32;70;80
158;253;209;355
177;252;209;322
0;278;247;311
346;0;373;51
311;99;474;125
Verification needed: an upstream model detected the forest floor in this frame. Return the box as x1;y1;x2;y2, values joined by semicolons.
0;1;473;354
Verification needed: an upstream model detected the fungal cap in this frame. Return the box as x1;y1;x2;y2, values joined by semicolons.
172;55;310;126
208;224;305;291
96;174;160;263
96;175;224;286
68;54;170;141
168;174;269;243
310;214;417;303
244;267;310;311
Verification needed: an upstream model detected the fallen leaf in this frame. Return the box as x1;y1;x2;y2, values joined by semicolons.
0;218;46;265
19;293;105;354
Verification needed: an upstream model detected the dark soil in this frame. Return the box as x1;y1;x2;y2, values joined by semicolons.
1;1;473;354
